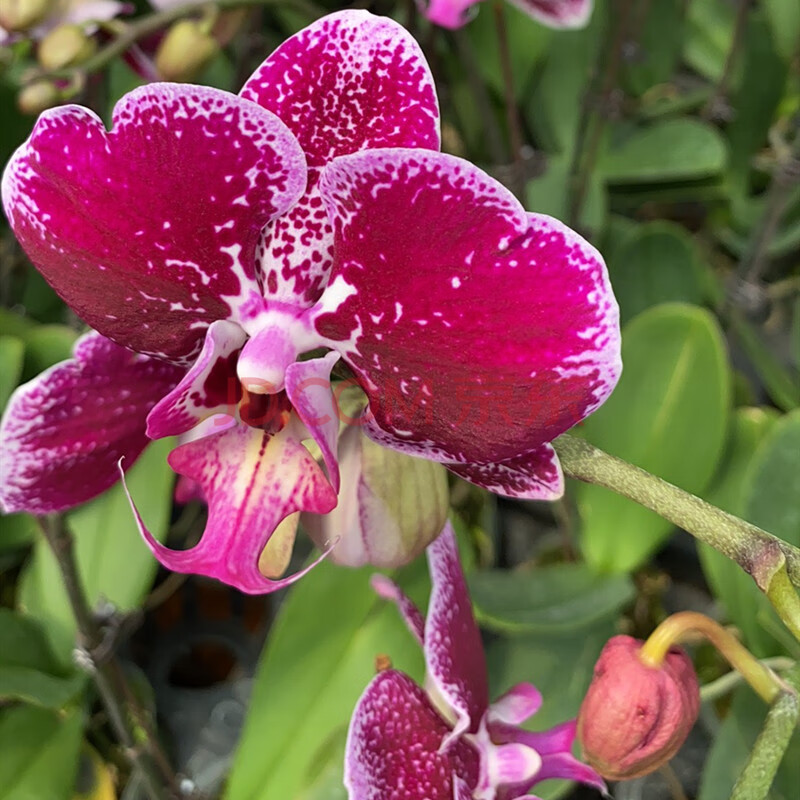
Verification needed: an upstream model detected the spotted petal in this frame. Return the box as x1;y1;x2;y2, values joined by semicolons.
2;84;307;364
241;10;440;305
125;421;337;594
316;150;620;494
0;332;182;514
425;522;489;746
345;669;478;800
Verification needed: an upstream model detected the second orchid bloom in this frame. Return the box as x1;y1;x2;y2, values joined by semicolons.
0;10;620;592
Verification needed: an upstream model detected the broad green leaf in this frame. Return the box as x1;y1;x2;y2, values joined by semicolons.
607;222;709;324
469;563;634;634
698;685;800;800
729;312;800;411
0;705;83;800
600;119;727;184
527;10;603;155
21;325;80;380
526;153;606;236
226;558;427;800
578;303;731;572
764;0;800;59
743;409;800;550
698;408;784;657
684;0;735;82
0;335;24;409
18;439;175;664
0;609;84;709
0;512;38;552
485;619;617;800
620;0;685;96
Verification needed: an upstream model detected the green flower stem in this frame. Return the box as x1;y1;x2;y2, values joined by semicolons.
700;658;795;703
552;434;800;636
31;0;325;85
730;666;800;800
39;516;177;800
639;612;785;705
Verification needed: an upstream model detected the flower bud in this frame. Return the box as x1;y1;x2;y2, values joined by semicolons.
577;635;700;780
304;422;449;569
155;20;219;82
17;78;60;114
0;0;53;33
38;24;96;71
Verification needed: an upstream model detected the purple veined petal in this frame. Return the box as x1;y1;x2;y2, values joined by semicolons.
425;522;489;748
508;0;594;29
486;683;543;726
281;351;342;492
2;84;307;365
146;320;247;439
0;331;182;514
468;724;542;800
345;669;478;800
453;775;474;800
315;149;621;468
123;422;337;594
446;444;564;501
241;9;440;306
370;574;425;646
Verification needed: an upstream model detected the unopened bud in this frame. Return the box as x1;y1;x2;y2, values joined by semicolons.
155;20;218;82
577;635;699;780
0;0;52;33
38;24;95;71
304;423;449;569
18;78;60;114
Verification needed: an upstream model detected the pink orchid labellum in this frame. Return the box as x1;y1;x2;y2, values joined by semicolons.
0;10;619;594
346;522;607;800
419;0;593;31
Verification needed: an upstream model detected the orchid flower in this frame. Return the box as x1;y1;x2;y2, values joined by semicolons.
346;522;606;800
419;0;593;30
0;10;620;594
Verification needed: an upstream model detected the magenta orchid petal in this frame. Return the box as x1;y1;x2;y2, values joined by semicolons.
315;150;621;484
453;776;474;800
486;684;543;726
345;669;478;800
283;350;342;492
0;332;182;514
425;522;489;746
446;445;564;501
240;10;440;306
420;0;593;30
146;320;246;439
469;720;542;800
124;422;337;594
2;84;307;364
370;574;426;646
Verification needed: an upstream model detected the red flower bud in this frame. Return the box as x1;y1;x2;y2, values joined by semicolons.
577;634;700;781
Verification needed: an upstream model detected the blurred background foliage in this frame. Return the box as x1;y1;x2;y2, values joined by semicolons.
1;0;800;798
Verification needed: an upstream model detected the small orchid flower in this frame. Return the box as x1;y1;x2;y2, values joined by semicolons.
346;522;606;800
418;0;593;31
1;10;620;594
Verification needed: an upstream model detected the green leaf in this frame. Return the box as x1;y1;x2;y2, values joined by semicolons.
607;221;709;324
698;408;784;657
698;685;800;800
17;439;175;664
578;303;731;572
620;0;685;96
684;0;735;82
0;513;38;553
469;563;634;634
600;119;727;184
0;705;83;800
0;309;35;339
0;609;84;709
743;409;800;550
764;0;800;59
20;325;80;380
226;558;427;800
0;335;24;410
